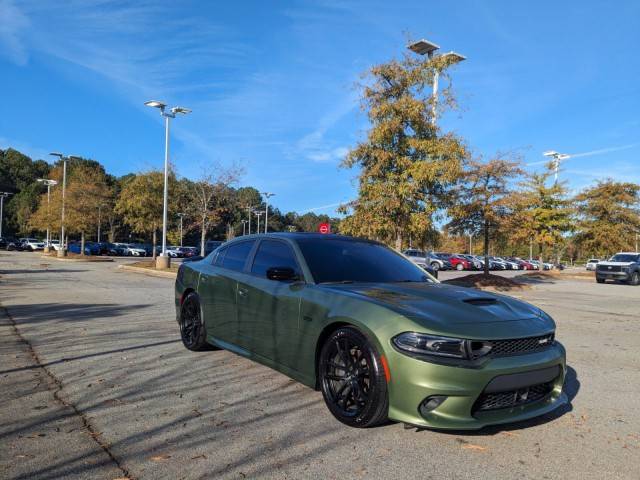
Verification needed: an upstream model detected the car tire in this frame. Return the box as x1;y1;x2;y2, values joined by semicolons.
629;272;640;286
318;327;389;428
596;277;605;284
430;262;440;271
179;292;211;351
455;263;464;271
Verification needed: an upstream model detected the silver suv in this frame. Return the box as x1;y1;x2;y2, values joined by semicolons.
403;249;445;271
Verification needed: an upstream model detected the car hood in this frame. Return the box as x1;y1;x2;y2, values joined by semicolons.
322;282;554;336
598;261;634;267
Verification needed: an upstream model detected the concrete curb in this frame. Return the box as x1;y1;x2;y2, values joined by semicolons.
118;264;177;279
40;255;114;262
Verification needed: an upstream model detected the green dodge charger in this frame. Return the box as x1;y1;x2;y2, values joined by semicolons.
175;233;567;429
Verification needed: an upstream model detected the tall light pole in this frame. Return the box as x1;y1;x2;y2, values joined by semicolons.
244;205;253;234
543;150;571;184
177;212;185;246
408;39;466;126
262;192;274;233
49;152;80;257
0;192;13;238
254;210;263;233
36;179;58;251
145;100;191;269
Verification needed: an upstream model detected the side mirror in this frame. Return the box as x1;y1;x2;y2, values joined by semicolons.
266;267;299;282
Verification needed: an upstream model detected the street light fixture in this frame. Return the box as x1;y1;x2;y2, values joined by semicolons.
145;100;191;269
262;192;275;233
244;205;253;234
407;38;466;125
241;219;248;236
37;179;58;251
0;192;13;238
543;150;571;183
254;210;263;233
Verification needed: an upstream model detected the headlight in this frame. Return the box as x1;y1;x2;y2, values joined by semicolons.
392;332;495;360
392;332;468;358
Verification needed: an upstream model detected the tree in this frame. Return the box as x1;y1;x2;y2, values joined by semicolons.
507;164;573;263
340;52;467;250
574;180;640;257
65;165;111;254
185;164;242;255
448;154;522;275
115;170;173;260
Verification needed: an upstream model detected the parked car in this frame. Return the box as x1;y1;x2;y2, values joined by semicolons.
403;249;446;271
19;238;45;251
585;259;600;271
4;238;24;251
507;257;535;270
68;241;101;255
435;254;472;271
175;233;566;429
458;254;483;270
0;237;10;249
595;252;640;285
179;246;199;258
46;240;62;251
166;246;184;258
125;244;148;256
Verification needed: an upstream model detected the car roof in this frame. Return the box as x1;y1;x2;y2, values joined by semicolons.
223;233;381;243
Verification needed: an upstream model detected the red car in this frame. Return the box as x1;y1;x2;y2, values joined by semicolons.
509;258;535;270
437;253;472;271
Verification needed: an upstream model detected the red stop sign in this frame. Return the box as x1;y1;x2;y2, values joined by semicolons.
318;223;330;234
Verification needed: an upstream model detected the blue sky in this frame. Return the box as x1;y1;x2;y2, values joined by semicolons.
1;0;639;215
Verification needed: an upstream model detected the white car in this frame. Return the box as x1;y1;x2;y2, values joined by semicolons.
166;246;183;258
585;259;600;271
19;238;46;251
123;244;147;256
47;240;61;251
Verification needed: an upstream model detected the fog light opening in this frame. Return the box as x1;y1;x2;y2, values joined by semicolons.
419;395;448;418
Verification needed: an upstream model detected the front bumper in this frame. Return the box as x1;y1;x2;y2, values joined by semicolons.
596;270;630;281
385;342;567;430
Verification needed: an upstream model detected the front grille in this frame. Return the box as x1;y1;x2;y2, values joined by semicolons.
597;264;621;272
488;333;555;357
473;381;553;412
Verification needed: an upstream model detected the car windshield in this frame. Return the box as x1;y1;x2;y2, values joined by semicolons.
609;254;639;262
296;238;433;284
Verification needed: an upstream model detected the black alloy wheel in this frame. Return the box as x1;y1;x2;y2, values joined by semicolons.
630;272;640;286
179;292;210;351
319;327;388;428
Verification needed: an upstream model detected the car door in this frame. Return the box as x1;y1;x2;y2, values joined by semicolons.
236;239;303;367
198;240;256;348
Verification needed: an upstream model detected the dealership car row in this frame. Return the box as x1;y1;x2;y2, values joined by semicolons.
402;249;556;271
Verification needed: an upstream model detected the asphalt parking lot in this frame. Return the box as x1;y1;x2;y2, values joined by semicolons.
1;251;639;480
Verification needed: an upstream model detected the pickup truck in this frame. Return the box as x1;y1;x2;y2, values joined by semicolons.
595;252;640;285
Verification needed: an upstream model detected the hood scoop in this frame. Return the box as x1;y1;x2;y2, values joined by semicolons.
463;297;498;306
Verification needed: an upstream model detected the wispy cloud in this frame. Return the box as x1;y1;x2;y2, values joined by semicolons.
0;0;30;65
570;143;639;158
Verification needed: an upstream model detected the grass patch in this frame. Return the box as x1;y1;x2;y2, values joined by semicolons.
129;260;180;273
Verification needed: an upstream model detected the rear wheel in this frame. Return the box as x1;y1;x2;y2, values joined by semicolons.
319;327;388;428
179;292;210;351
455;263;464;271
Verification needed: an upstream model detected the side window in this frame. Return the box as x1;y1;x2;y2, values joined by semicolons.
220;241;255;271
251;240;299;278
212;248;226;266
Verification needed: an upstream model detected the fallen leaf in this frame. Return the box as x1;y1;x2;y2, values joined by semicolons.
191;454;207;460
462;444;488;452
151;454;171;461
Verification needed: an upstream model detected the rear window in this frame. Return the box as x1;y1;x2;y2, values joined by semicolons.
296;238;431;284
220;241;255;271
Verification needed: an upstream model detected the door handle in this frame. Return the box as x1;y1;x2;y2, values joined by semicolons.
238;288;248;297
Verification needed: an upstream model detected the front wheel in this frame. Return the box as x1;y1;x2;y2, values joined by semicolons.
629;272;640;286
596;277;605;284
455;263;464;271
430;262;440;271
318;327;388;428
179;292;210;351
